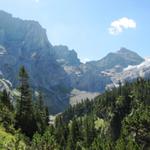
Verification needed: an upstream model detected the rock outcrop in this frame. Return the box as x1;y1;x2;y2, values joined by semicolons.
106;58;150;89
63;47;144;92
0;10;71;113
0;10;145;113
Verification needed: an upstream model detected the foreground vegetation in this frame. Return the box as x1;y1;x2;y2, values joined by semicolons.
0;66;49;149
55;78;150;150
0;66;150;149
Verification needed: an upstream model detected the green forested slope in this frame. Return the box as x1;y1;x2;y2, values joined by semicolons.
53;78;150;150
0;66;150;149
0;66;49;149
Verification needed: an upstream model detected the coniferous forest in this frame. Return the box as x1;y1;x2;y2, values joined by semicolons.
0;66;150;149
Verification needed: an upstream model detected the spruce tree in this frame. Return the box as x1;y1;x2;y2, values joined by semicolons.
15;66;36;137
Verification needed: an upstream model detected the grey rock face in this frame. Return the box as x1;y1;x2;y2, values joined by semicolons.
62;47;144;92
0;10;71;113
0;10;145;113
54;45;81;66
106;58;150;89
84;47;144;72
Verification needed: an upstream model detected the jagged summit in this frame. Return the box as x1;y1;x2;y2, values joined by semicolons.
106;58;150;90
85;47;144;72
54;45;81;66
116;47;144;64
0;10;147;113
117;47;133;53
0;10;70;113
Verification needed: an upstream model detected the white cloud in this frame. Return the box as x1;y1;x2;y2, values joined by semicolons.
108;17;136;35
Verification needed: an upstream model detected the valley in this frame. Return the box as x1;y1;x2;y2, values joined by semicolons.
0;9;149;150
0;10;147;114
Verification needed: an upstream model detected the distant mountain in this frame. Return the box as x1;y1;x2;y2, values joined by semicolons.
120;58;150;80
0;10;145;113
85;47;144;71
54;45;81;66
121;58;150;80
106;58;150;89
65;48;144;92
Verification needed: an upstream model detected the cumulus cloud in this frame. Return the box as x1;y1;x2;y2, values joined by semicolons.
108;17;136;35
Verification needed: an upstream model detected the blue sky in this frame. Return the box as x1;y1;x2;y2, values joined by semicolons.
0;0;149;62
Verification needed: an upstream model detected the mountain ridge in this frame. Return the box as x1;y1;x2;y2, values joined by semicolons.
0;10;146;113
0;10;71;113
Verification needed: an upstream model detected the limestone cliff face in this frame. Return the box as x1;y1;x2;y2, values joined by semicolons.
84;48;144;72
54;45;81;66
0;10;70;113
72;48;144;92
0;10;145;113
106;58;150;90
56;47;144;92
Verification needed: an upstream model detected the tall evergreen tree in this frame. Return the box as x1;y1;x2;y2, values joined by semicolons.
15;66;36;137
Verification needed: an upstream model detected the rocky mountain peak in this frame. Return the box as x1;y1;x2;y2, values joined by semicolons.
0;10;71;113
0;10;12;19
83;47;143;73
117;47;143;60
0;10;52;57
117;47;133;53
0;10;147;113
54;45;81;66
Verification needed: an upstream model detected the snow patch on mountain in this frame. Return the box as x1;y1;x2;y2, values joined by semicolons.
124;57;150;71
106;58;150;90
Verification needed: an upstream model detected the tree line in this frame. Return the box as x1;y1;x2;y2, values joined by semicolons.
0;66;150;149
0;66;49;149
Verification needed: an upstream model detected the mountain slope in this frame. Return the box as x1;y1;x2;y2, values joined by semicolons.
0;10;145;113
54;45;81;67
85;47;144;71
106;58;150;89
67;48;144;92
53;78;150;149
0;10;71;113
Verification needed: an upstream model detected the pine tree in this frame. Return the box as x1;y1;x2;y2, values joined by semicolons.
15;66;36;137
